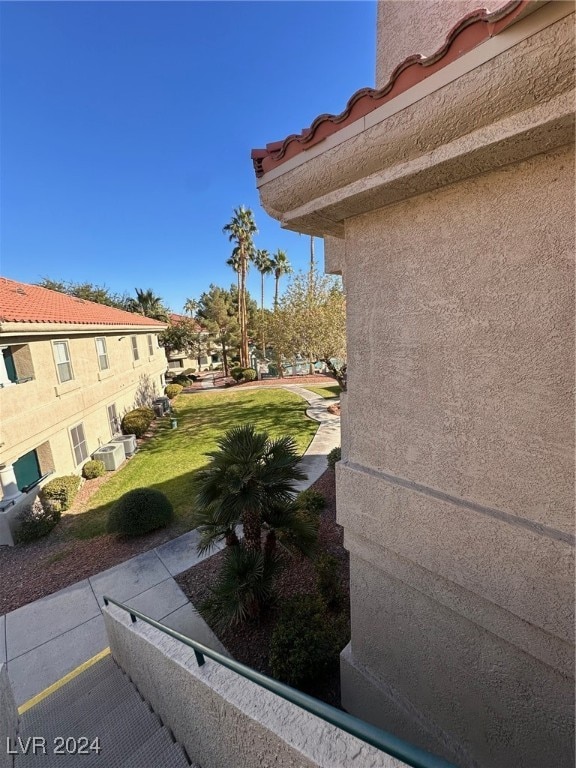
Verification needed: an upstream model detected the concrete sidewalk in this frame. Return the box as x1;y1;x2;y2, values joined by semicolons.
1;386;340;706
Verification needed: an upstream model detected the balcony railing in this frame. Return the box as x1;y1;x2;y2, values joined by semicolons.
103;595;457;768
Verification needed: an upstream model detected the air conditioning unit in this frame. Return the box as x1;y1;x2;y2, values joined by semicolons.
110;434;137;458
92;443;125;471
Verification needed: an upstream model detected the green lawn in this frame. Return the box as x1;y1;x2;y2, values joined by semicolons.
304;384;341;399
69;389;318;540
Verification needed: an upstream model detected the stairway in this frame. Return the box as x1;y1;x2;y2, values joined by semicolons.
12;654;191;767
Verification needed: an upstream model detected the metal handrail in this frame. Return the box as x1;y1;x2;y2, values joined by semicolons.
103;595;457;768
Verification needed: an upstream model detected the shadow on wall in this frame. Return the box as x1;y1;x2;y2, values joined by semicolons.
134;374;159;409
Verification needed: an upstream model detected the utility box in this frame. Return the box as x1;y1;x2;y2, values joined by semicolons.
92;443;125;471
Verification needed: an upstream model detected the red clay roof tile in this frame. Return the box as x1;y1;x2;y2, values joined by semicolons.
0;277;165;328
252;0;529;178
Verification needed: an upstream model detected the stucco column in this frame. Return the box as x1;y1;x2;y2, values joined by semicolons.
0;348;13;388
0;464;22;503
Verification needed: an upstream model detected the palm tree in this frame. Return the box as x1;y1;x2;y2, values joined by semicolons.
130;288;168;321
271;249;293;309
226;248;242;327
183;298;198;317
253;248;273;356
223;207;257;367
193;424;314;627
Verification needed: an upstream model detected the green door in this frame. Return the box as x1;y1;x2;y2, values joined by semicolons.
14;450;41;491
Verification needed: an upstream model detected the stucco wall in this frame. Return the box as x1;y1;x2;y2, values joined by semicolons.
375;0;511;88
0;331;167;472
336;144;575;767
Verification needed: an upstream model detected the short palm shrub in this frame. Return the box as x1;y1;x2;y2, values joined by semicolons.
327;446;341;470
230;366;244;382
107;487;173;537
39;475;81;513
242;368;257;382
315;552;344;610
165;383;183;399
200;545;282;630
270;594;347;687
16;496;61;543
82;460;105;480
121;408;154;438
296;488;325;517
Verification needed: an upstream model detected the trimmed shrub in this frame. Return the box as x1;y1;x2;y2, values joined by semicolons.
16;496;60;543
183;368;197;375
270;595;347;687
242;368;257;382
315;552;344;610
295;488;325;518
107;487;174;537
230;366;244;382
121;407;154;438
82;460;105;480
327;446;341;470
172;375;190;386
39;475;81;513
165;383;183;399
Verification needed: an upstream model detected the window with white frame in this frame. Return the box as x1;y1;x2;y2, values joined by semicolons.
95;337;109;371
147;335;154;356
70;423;88;465
131;336;139;361
107;403;120;436
53;341;73;383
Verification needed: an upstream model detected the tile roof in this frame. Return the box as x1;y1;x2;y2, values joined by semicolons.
169;312;206;333
252;0;529;178
0;277;165;327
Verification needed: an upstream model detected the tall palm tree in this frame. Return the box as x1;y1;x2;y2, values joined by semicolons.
183;298;198;317
226;248;242;326
130;288;168;321
223;207;257;367
271;249;293;309
253;248;273;356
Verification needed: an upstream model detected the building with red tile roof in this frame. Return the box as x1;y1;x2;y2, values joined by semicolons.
0;278;169;545
252;2;574;767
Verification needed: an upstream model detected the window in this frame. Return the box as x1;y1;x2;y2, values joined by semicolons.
107;403;120;436
131;336;139;361
95;337;109;371
53;341;73;383
70;423;88;465
147;335;154;356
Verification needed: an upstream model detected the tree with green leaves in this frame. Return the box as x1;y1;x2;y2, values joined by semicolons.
37;278;131;310
223;207;257;367
271;249;293;309
196;285;239;377
158;317;203;364
193;424;315;627
253;248;274;356
129;288;169;321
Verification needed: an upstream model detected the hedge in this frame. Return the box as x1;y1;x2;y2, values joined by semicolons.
39;475;82;513
107;487;174;537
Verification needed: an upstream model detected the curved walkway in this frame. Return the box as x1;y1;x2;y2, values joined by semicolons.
2;386;340;706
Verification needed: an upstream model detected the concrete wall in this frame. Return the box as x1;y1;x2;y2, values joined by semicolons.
0;330;167;473
375;0;510;88
337;144;575;768
103;605;418;768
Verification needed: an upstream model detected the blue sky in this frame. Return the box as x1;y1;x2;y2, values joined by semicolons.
1;1;376;311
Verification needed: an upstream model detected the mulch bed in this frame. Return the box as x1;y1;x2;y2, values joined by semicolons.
175;468;350;709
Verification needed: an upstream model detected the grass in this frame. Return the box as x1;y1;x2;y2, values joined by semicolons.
68;389;318;540
305;385;341;399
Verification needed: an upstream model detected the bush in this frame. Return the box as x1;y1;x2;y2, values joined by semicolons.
82;460;105;480
296;488;325;517
16;496;60;543
267;364;278;377
327;446;341;470
230;366;244;382
315;552;344;610
121;407;154;438
183;368;197;375
107;487;173;537
172;375;190;386
39;475;81;513
165;383;183;399
242;368;257;382
270;595;347;687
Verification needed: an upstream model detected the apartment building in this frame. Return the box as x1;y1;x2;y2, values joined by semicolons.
165;313;220;372
0;278;168;545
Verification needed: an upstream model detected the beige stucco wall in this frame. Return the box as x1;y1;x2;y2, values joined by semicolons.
0;330;167;475
375;0;512;88
336;144;575;767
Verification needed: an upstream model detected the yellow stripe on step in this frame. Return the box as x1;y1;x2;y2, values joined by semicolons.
18;647;111;715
